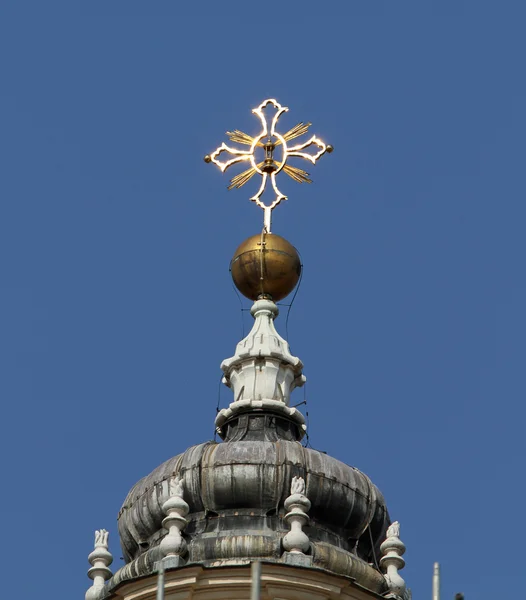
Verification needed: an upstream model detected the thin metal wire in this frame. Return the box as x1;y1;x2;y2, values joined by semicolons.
214;373;224;441
276;246;303;343
259;228;266;287
302;378;313;448
302;419;311;448
368;526;380;571
291;400;307;408
299;379;312;448
229;266;246;339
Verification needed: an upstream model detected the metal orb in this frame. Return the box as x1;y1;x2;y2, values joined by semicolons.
230;233;301;302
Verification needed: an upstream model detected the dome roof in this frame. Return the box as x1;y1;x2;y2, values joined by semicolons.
84;102;412;600
118;436;390;575
107;298;395;597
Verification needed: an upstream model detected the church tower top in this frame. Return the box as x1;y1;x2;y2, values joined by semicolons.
85;97;410;600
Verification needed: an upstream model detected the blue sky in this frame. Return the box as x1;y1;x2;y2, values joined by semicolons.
1;2;525;598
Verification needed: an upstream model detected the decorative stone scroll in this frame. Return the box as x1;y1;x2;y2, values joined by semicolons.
86;529;113;600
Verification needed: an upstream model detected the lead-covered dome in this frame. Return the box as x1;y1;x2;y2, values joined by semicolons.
109;298;393;597
117;434;389;584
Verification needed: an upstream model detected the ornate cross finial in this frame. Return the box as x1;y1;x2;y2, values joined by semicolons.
204;98;333;233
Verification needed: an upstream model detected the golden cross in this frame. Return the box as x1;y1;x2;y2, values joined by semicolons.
204;98;333;232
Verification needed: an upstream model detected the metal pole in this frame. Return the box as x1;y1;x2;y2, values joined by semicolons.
251;560;261;600
156;558;165;600
432;562;440;600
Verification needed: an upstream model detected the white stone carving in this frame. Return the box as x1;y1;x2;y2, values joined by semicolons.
217;299;306;434
159;476;190;561
95;529;109;547
290;475;305;495
86;529;113;600
386;521;400;539
283;476;311;554
171;476;184;498
380;521;406;598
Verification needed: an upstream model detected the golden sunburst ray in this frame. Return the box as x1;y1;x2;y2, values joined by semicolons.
283;163;312;184
226;130;264;147
228;162;265;190
275;122;312;146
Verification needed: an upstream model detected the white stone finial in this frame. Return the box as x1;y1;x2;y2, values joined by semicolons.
290;475;305;495
86;529;113;600
380;521;407;598
159;476;190;563
170;476;184;498
283;476;311;554
216;299;307;436
386;521;400;539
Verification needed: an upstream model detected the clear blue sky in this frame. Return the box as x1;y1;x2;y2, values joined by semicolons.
1;2;524;598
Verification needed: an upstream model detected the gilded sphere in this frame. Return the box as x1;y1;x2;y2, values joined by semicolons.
230;233;301;302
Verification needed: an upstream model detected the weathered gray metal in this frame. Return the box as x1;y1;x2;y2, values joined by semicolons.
155;559;164;600
433;562;441;600
251;561;261;600
106;293;396;599
117;436;390;579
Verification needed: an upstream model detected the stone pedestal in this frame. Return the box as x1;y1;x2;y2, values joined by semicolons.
154;555;184;571
282;552;313;567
